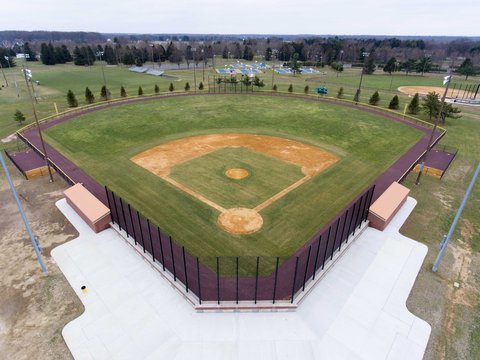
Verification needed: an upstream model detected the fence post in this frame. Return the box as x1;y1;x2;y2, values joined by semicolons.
147;219;155;261
254;256;259;304
119;197;129;238
272;257;280;304
182;246;188;293
196;257;202;304
321;226;332;270
104;186;113;223
312;235;322;280
346;202;357;243
365;185;376;220
330;218;341;260
291;257;299;303
169;236;176;281
216;257;220;305
127;204;137;245
354;194;366;232
302;245;312;291
136;211;145;252
236;257;239;304
157;227;165;270
111;191;121;231
338;210;349;252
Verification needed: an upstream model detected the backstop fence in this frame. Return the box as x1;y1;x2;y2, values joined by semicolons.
105;184;375;305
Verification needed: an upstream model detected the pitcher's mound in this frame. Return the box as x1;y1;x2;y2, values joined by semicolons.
225;168;249;180
218;208;263;234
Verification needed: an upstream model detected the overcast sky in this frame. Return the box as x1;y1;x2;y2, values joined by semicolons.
2;0;479;36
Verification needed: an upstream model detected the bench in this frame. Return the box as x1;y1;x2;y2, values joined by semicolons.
64;183;111;233
368;182;410;231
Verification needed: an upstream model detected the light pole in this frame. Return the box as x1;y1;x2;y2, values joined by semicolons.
415;71;453;185
96;51;107;89
201;49;205;82
1;152;48;276
22;65;54;182
192;47;197;91
389;61;398;90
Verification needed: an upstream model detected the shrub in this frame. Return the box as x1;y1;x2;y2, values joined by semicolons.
85;87;95;104
138;86;143;96
388;95;400;110
184;82;190;91
369;91;380;106
67;89;78;107
304;85;309;94
120;86;127;97
169;83;174;92
288;84;293;93
337;87;344;99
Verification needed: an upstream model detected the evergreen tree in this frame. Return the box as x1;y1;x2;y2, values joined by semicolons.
100;85;110;100
120;85;127;97
138;86;144;96
253;76;264;87
421;92;441;119
369;91;380;105
457;58;478;80
291;53;302;75
407;93;420;114
265;47;272;61
103;45;117;65
85;87;95;104
243;45;254;61
363;50;376;74
337;87;344;99
61;45;73;62
222;46;229;59
288;84;293;92
304;85;310;94
388;95;400;110
40;42;56;65
415;56;432;75
154;84;159;94
13;110;26;124
122;48;135;65
199;82;204;90
184;82;190;91
23;42;37;62
169;83;174;92
273;84;278;91
383;57;397;74
67;89;78;107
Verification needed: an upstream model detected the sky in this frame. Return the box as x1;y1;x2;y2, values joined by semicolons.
2;0;479;36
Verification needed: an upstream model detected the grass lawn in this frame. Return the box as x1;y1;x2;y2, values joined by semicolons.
170;147;305;209
43;95;422;261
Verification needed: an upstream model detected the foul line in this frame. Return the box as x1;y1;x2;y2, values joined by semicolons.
163;176;227;213
254;176;311;212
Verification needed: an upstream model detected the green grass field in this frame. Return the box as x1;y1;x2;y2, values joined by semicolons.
43;95;422;260
170;147;304;209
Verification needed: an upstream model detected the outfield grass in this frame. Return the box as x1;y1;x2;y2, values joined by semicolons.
1;61;478;140
170;147;304;209
43;95;422;260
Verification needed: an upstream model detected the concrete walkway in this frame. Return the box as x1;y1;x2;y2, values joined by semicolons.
52;197;431;360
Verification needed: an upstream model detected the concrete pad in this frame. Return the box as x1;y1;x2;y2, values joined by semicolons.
52;196;431;360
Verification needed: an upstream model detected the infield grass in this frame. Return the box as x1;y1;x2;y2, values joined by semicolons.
170;147;304;209
44;95;422;261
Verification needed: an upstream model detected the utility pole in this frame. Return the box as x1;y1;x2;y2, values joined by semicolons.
432;163;480;272
415;71;453;185
1;152;48;276
22;65;54;182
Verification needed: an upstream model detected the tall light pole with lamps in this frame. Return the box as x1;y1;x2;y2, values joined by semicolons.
192;47;197;91
415;71;453;185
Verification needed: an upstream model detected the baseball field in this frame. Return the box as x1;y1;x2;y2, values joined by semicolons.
43;94;423;259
